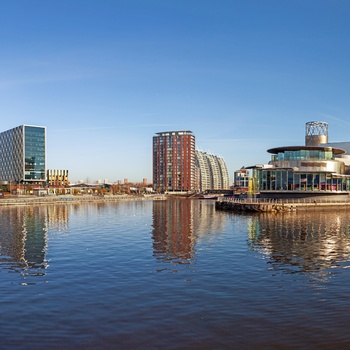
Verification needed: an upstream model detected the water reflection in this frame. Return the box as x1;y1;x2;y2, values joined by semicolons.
46;204;69;233
0;205;70;278
152;199;227;263
247;211;350;280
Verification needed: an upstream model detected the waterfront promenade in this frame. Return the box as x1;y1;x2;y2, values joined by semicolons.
0;194;166;207
216;197;350;213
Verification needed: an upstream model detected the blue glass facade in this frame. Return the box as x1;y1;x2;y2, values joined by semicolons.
0;125;46;184
24;126;46;181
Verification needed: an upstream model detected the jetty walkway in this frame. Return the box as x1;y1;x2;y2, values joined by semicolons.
215;197;350;213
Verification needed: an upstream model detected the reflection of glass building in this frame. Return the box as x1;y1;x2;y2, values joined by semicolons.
247;212;350;278
0;125;46;185
23;207;48;269
196;150;230;191
0;206;48;272
0;204;70;277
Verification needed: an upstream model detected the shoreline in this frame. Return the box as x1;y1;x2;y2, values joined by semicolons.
0;194;167;207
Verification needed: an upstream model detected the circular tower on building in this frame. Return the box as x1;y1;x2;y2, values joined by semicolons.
305;121;328;146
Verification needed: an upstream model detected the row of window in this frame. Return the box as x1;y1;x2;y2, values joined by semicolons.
257;169;350;191
24;127;45;181
273;150;334;162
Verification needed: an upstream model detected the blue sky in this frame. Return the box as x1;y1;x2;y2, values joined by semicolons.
1;0;350;183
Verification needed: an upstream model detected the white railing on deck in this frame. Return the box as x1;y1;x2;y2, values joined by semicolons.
217;197;350;204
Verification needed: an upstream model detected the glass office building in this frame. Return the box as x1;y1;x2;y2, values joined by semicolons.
0;125;46;185
252;146;350;199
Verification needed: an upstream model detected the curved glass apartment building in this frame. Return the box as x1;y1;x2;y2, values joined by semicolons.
0;125;46;186
255;145;350;199
195;150;230;192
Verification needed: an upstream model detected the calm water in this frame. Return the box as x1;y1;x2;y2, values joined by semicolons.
1;199;350;349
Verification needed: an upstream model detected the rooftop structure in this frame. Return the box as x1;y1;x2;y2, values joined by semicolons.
305;121;328;146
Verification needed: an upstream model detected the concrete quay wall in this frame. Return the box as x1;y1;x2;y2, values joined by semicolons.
0;194;166;207
215;200;291;213
215;199;350;213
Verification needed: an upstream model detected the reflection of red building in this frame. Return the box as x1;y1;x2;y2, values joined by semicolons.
152;200;194;260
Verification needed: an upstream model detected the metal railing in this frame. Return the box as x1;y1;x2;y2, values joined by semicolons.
217;197;350;205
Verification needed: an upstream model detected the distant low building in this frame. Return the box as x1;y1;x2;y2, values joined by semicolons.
234;168;250;193
47;169;69;187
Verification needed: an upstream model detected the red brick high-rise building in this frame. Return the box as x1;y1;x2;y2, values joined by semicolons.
153;131;196;192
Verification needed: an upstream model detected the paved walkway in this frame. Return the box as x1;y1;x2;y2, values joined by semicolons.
0;194;166;207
